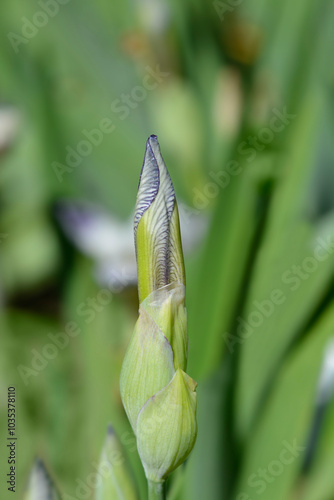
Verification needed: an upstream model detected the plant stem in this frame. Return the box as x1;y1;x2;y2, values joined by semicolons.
148;480;165;500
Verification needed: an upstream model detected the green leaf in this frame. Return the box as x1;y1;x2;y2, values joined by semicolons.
299;385;334;500
188;164;259;380
235;304;334;500
236;92;334;438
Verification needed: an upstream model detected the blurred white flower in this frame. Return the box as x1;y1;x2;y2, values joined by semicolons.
316;338;334;405
0;107;20;151
56;201;208;291
137;0;170;35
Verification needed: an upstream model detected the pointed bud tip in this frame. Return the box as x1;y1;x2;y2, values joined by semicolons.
148;134;158;142
33;457;46;473
146;135;161;159
107;423;115;436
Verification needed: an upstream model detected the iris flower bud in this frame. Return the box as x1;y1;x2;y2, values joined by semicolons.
120;136;197;487
24;458;60;500
96;425;138;500
134;135;186;304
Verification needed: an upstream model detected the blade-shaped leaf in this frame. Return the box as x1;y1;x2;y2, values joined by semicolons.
235;304;334;500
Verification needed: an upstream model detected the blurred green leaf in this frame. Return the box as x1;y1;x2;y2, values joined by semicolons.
299;395;334;500
236;304;334;500
236;91;334;439
187;165;259;381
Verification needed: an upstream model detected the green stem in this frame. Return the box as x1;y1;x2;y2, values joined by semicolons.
148;480;165;500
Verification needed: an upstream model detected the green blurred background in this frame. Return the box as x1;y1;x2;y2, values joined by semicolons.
1;0;334;499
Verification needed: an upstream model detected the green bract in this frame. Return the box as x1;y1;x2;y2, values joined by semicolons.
24;459;60;500
120;135;197;485
96;425;138;500
136;368;197;482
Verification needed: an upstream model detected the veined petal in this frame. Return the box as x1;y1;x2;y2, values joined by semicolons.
119;304;175;432
169;201;186;286
136;368;197;482
134;136;185;303
134;135;173;236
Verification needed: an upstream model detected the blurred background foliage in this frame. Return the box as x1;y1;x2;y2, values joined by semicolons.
0;0;334;499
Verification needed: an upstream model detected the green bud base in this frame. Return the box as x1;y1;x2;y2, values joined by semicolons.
148;480;165;500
